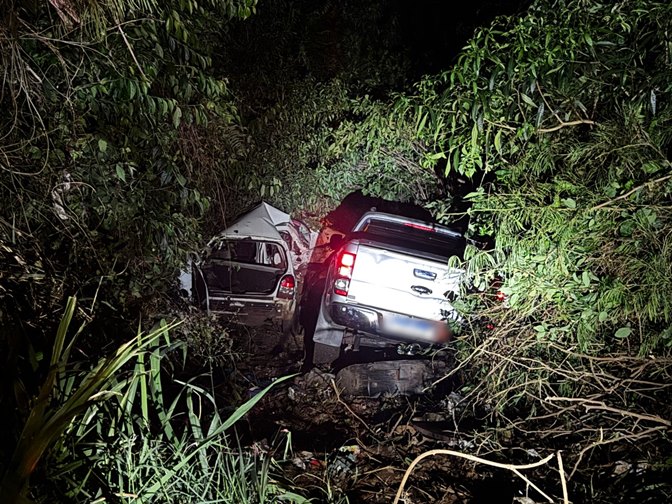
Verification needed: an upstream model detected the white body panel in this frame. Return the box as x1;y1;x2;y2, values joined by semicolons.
347;244;461;321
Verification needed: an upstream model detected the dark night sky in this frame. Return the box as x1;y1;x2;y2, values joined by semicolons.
389;0;531;77
221;0;531;99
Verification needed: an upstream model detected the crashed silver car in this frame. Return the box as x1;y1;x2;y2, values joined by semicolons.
191;202;316;333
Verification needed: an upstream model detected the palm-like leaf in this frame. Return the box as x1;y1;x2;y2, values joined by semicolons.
0;297;180;503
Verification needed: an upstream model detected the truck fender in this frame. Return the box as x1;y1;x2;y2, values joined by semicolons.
312;302;344;349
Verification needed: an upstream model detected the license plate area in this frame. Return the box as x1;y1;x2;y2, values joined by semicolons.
383;315;434;339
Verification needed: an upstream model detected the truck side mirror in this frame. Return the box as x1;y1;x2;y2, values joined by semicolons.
329;234;344;249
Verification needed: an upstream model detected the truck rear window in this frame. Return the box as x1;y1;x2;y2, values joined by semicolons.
359;219;465;260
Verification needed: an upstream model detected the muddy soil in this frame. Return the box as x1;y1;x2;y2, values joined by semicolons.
225;321;672;504
229;324;535;503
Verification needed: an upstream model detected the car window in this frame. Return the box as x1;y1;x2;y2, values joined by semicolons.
262;242;288;268
359;218;465;259
211;240;287;269
280;230;294;250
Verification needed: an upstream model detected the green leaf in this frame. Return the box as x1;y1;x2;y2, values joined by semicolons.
561;198;576;209
425;151;446;161
598;311;608;322
98;139;108;153
521;93;537;107
620;221;635;236
494;129;502;154
172;106;182;128
582;271;590;288
471;123;479;148
115;165;126;183
615;327;632;339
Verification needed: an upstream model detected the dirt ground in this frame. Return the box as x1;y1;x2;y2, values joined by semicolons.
230;325;546;503
224;320;672;504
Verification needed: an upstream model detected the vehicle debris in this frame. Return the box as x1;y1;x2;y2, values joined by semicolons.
336;359;447;397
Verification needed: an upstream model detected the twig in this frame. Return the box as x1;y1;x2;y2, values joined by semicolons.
569;426;664;479
392;449;555;504
545;396;671;426
536;81;564;125
557;452;569;504
591;173;672;210
117;25;147;81
329;379;378;438
512;467;554;503
537;119;595;133
423;334;499;391
483;118;595;134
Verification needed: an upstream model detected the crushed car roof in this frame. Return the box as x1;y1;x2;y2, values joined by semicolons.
215;202;290;241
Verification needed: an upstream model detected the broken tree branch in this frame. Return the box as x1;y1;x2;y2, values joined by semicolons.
591;173;672;210
545;396;671;427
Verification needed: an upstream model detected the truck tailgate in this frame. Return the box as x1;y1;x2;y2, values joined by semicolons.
347;244;461;321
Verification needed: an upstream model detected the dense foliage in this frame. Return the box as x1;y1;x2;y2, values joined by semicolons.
0;0;255;322
0;1;260;501
259;0;672;354
437;0;672;354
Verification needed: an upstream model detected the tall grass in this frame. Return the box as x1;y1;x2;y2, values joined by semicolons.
39;316;303;502
0;297;181;503
0;297;304;503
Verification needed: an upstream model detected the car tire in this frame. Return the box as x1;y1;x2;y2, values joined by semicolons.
313;341;341;365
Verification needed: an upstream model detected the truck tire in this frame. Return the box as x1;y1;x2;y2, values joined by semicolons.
313;342;341;365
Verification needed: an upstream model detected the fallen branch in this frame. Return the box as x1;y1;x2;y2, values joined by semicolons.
392;449;556;504
537;119;595;133
591;173;672;210
545;396;671;427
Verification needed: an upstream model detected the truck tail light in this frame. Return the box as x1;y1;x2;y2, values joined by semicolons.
278;274;295;299
334;251;356;296
338;252;356;277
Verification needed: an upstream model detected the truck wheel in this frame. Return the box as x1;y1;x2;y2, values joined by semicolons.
313;342;341;365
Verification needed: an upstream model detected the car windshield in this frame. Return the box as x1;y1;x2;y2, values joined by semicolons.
291;219;312;246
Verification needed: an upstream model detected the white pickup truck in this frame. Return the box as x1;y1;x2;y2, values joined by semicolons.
312;211;466;364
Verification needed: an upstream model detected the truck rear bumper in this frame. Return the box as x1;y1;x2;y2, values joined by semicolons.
322;301;451;345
